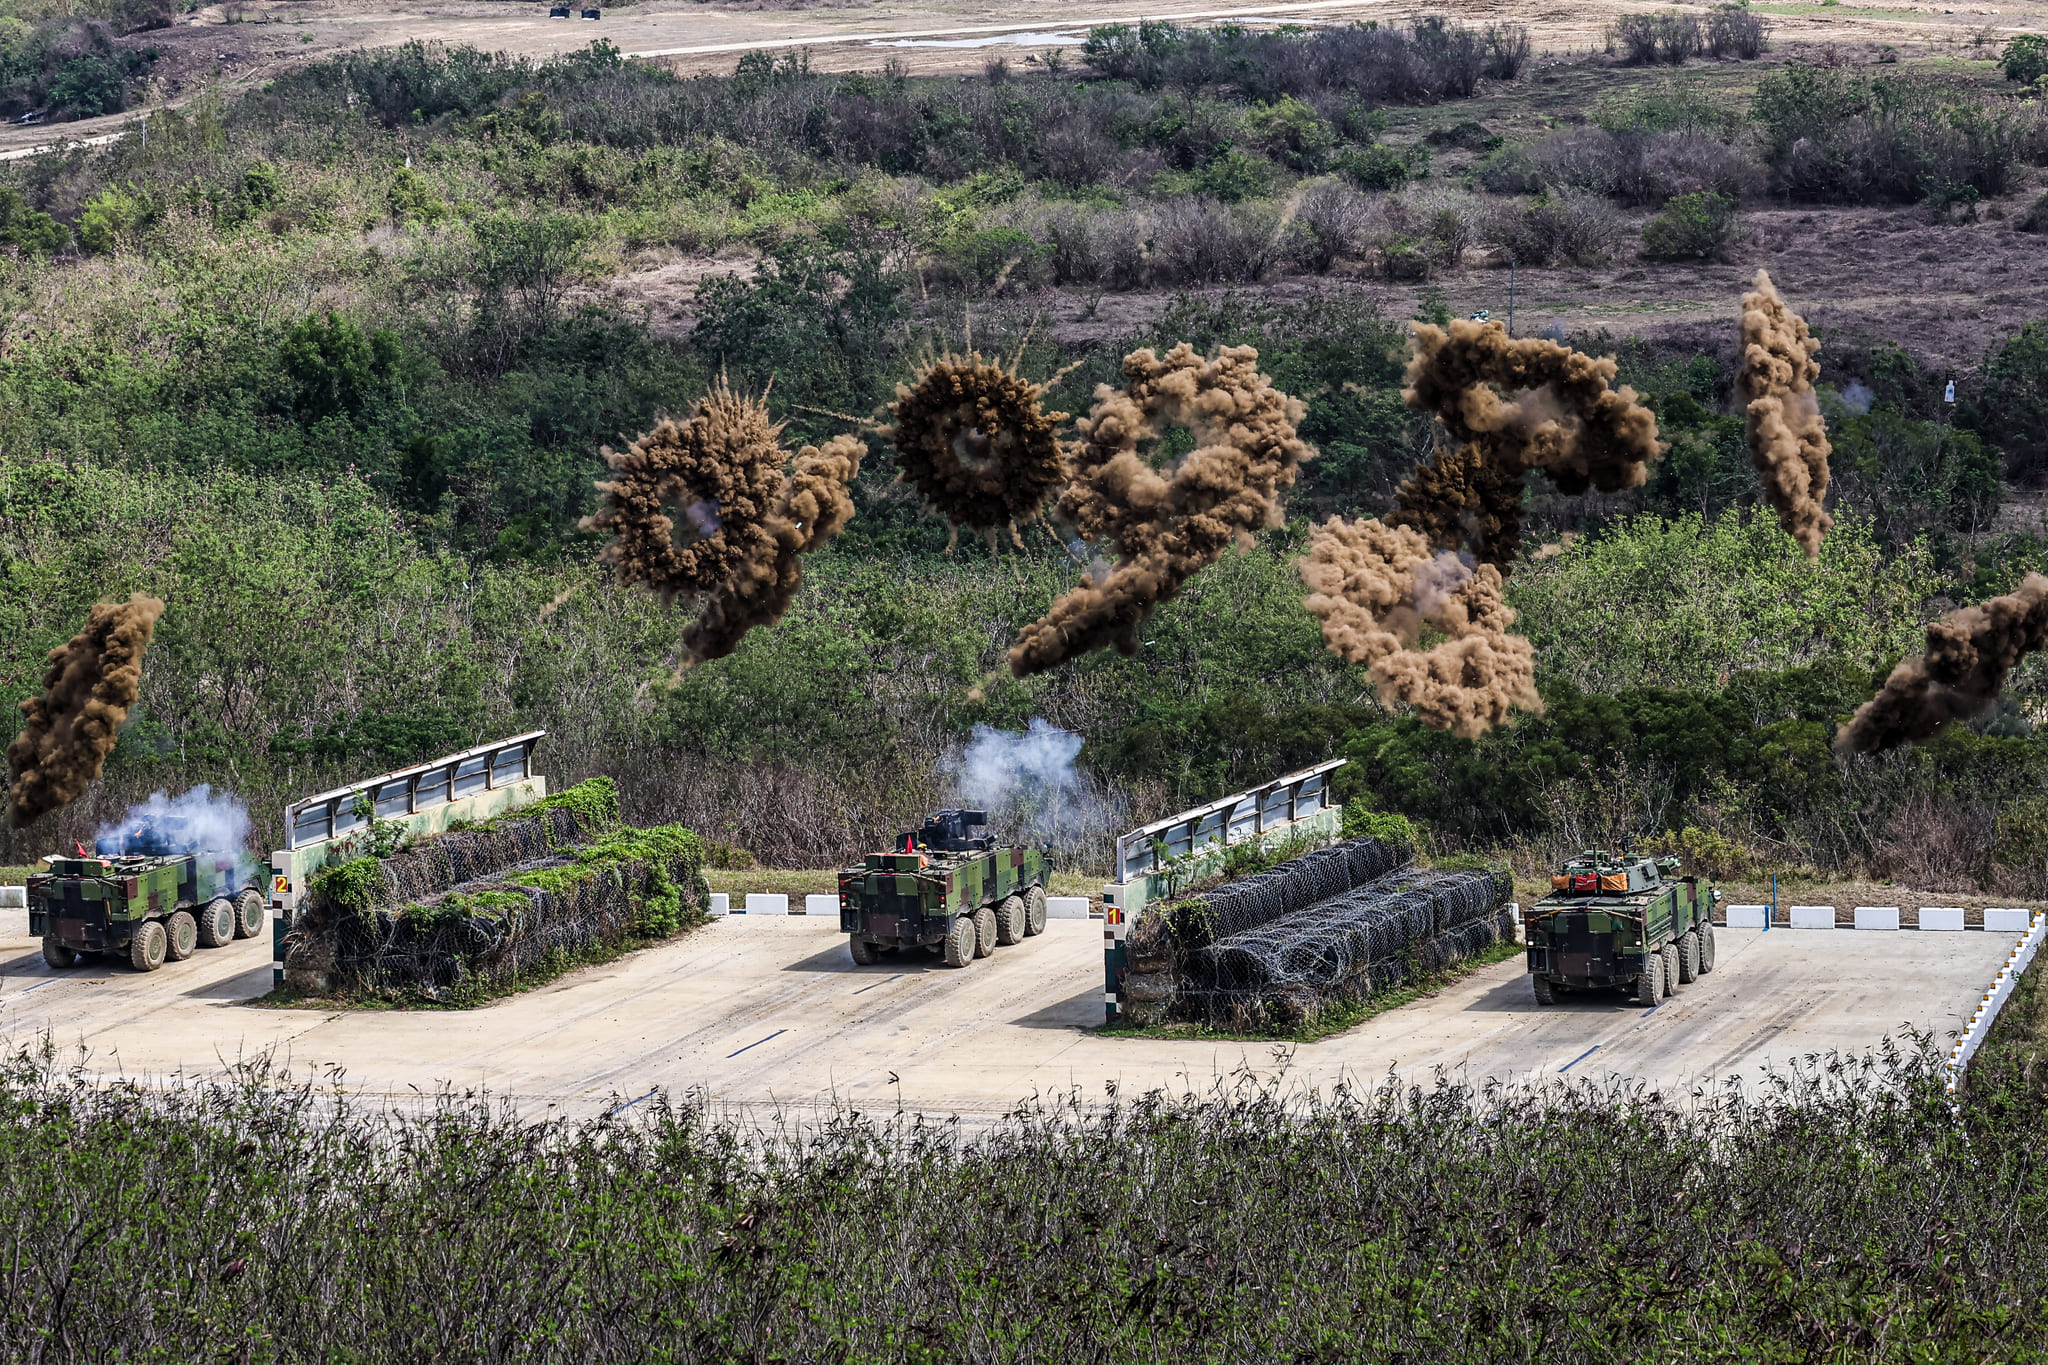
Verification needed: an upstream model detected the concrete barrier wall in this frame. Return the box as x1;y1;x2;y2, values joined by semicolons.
1921;907;1964;931
0;885;25;911
1724;903;2033;931
744;893;789;916
708;893;730;917
805;894;838;917
1727;904;1768;928
1047;896;1090;919
1854;906;1900;931
1789;905;1835;929
1986;908;2032;932
1947;910;2047;1097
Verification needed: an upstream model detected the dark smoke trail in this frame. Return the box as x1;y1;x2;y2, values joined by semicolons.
1738;268;1833;558
1007;344;1314;677
1299;517;1540;738
886;353;1069;541
7;593;165;828
582;383;866;665
1396;319;1663;569
1836;574;2048;754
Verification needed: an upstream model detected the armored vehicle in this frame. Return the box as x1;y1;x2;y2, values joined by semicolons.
839;809;1049;968
28;847;264;973
1522;850;1718;1006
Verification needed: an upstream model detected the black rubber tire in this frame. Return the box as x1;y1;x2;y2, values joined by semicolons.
1677;931;1698;984
848;934;880;966
942;914;976;968
1635;951;1663;1006
995;895;1026;947
1023;884;1048;937
130;920;168;973
197;898;235;949
972;904;997;959
1662;943;1682;994
165;911;199;962
1532;975;1556;1006
234;889;266;940
1699;925;1717;974
40;936;78;970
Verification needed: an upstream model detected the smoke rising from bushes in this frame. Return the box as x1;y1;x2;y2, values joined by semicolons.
1009;344;1313;676
581;383;864;666
1299;518;1540;739
1738;269;1834;557
1837;574;2048;754
6;594;164;829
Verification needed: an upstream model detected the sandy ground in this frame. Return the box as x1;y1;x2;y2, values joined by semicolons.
0;913;2017;1118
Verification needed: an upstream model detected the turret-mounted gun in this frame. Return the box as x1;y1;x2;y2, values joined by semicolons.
898;809;994;853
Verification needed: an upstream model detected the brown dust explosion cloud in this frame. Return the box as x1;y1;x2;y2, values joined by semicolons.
582;382;866;665
1737;269;1833;557
886;353;1069;543
1392;319;1663;570
1300;519;1540;738
7;594;165;828
1007;344;1314;677
1837;574;2048;754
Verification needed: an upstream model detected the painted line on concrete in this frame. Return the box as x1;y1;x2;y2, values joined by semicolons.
727;1028;787;1059
605;1087;659;1117
851;973;905;996
1558;1045;1600;1073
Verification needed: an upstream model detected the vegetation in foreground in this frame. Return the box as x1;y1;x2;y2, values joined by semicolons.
0;1031;2040;1361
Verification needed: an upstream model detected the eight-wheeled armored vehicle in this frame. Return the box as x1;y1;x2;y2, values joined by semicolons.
839;809;1049;967
28;830;264;973
1522;851;1719;1006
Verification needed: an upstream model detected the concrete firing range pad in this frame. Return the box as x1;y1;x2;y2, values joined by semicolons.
0;920;2016;1118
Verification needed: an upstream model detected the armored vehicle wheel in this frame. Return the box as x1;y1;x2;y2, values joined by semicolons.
1699;925;1717;974
1532;975;1556;1006
995;895;1026;947
849;934;881;966
129;920;168;973
234;889;266;939
1661;943;1681;994
165;911;199;962
198;898;236;949
40;936;78;970
1635;951;1664;1006
1024;885;1048;937
972;904;997;959
942;915;977;968
1677;932;1698;984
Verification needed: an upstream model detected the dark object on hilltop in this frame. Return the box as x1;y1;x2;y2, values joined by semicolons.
1523;850;1718;1007
839;809;1049;968
885;354;1069;544
7;594;164;828
1837;574;2048;754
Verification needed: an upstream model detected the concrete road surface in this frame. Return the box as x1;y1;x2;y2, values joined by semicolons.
0;918;2013;1118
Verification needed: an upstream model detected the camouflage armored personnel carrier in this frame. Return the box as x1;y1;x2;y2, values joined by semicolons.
1522;851;1718;1006
839;809;1049;968
29;842;264;973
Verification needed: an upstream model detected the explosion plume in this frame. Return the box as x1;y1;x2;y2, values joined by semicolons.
1299;518;1540;738
1007;344;1314;677
582;382;865;665
886;352;1069;543
7;593;165;828
1396;319;1663;568
1738;269;1833;557
1836;574;2048;754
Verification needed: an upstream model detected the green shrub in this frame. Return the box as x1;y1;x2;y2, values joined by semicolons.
0;186;68;255
1640;191;1737;260
1191;146;1275;201
1336;143;1426;190
74;185;146;254
385;166;447;224
1343;805;1422;848
1969;323;2048;481
1245;96;1337;172
2001;33;2048;84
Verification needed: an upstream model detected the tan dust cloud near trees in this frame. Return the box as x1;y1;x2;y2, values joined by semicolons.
582;382;865;666
885;353;1069;544
1837;574;2048;754
1737;269;1833;557
1007;343;1314;677
1298;518;1540;739
7;594;165;827
1395;319;1663;568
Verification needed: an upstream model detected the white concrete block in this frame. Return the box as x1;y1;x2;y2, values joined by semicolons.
1985;908;2033;933
1919;906;1964;932
744;893;790;916
1789;905;1836;929
1726;904;1769;928
708;893;729;917
1047;896;1091;919
804;894;839;917
1853;906;1900;931
0;885;25;910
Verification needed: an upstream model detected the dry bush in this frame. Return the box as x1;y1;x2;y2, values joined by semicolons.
1483;24;1532;80
1285;178;1373;271
1035;203;1150;288
1036;122;1122;190
1150;197;1280;284
1404;187;1486;264
1485;191;1629;266
1705;4;1771;59
1867;796;1995;893
1524;129;1761;205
